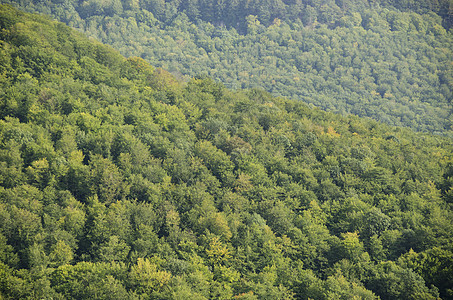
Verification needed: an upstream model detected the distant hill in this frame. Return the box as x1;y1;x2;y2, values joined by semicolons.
0;5;452;299
3;0;452;134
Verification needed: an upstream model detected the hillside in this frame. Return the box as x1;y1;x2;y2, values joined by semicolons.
3;0;452;133
1;5;453;299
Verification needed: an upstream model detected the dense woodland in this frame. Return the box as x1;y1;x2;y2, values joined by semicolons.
1;5;453;299
3;0;452;133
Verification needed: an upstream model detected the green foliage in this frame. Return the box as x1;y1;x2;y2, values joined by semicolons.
0;5;452;299
4;0;452;133
399;247;453;299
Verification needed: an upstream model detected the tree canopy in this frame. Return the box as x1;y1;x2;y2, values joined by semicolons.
3;0;452;133
0;5;453;299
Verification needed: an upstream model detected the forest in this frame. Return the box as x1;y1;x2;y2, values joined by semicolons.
1;5;453;299
3;0;452;133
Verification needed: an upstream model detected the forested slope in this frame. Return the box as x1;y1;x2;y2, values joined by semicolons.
3;0;453;133
1;5;453;299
